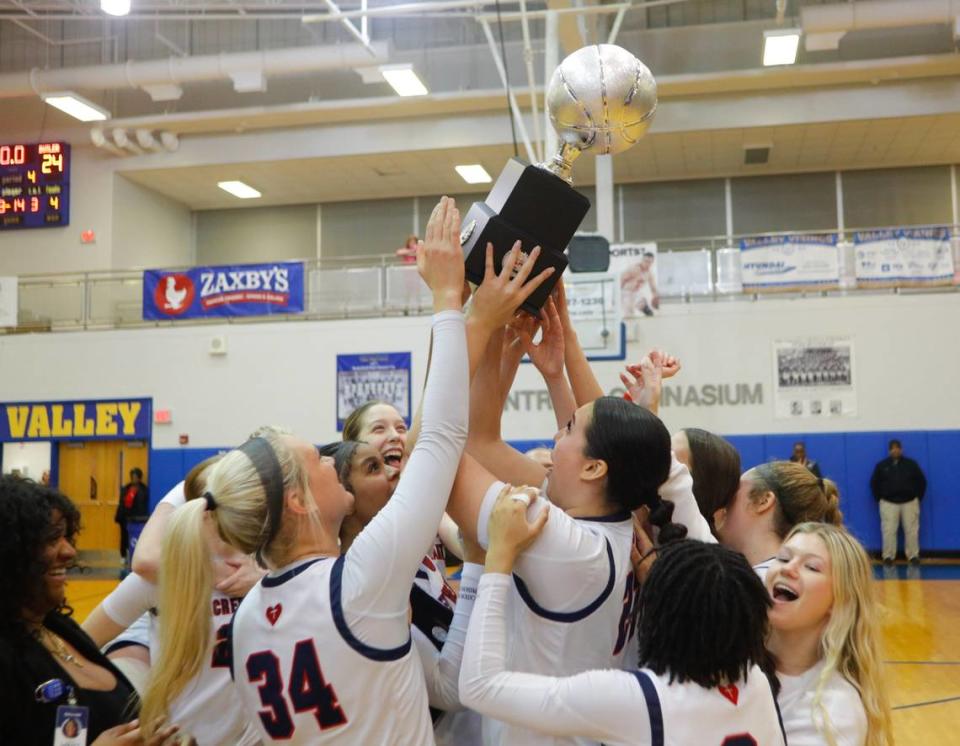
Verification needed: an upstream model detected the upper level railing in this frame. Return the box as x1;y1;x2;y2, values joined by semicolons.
5;223;959;333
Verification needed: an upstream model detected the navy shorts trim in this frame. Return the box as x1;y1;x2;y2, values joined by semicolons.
512;539;616;623
330;555;412;662
632;670;664;746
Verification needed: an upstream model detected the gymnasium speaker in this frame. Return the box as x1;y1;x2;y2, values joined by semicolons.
567;234;610;273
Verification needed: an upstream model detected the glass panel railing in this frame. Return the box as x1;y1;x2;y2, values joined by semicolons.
17;276;86;330
4;223;957;334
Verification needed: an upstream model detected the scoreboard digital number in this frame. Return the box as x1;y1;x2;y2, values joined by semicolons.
0;142;70;230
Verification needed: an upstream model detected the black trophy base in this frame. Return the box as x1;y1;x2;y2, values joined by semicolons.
460;158;590;314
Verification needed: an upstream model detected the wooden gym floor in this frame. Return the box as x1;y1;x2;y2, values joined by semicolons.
68;563;960;745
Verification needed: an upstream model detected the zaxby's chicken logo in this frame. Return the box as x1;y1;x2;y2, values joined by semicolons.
153;274;195;316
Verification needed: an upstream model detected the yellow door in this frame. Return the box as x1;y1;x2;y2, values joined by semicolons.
58;441;131;552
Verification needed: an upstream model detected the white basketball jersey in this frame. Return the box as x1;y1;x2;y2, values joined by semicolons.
486;514;638;746
631;666;786;746
149;591;259;746
231;556;435;745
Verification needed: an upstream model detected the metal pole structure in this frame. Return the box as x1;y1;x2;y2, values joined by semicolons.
608;1;633;44
518;0;544;163
543;9;559;164
595;155;616;241
479;18;538;165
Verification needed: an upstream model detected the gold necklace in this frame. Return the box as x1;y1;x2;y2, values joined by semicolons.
41;628;84;668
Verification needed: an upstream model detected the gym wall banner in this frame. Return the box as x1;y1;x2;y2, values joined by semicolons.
853;227;954;288
740;234;840;292
1;398;152;441
336;352;411;431
142;261;305;320
608;242;659;318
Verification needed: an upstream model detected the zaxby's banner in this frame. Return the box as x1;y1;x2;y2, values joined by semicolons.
1;398;152;441
143;262;304;320
740;234;839;292
853;227;954;288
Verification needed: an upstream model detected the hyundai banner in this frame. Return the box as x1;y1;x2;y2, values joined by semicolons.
853;227;954;288
143;262;304;320
740;234;839;292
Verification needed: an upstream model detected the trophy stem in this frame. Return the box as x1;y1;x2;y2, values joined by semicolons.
541;141;582;184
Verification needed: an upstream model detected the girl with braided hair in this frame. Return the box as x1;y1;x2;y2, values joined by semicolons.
459;487;786;746
446;288;687;746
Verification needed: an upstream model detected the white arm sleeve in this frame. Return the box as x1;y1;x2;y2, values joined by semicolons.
659;454;717;544
340;311;469;647
476;482;613;613
100;572;158;628
413;562;483;712
460;574;651;741
159;481;186;509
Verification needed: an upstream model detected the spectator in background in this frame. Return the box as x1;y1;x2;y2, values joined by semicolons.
871;439;927;565
396;233;419;264
114;468;149;562
790;441;822;479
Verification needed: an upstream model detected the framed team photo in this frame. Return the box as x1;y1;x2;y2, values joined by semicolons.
336;352;412;431
773;338;857;419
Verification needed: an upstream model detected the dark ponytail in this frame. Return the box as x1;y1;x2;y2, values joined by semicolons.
649;501;688;544
584;397;685;540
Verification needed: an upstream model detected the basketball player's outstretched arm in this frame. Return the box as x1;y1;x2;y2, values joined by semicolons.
83;571;157;646
460;573;651;742
339;197;469;647
554;281;604;405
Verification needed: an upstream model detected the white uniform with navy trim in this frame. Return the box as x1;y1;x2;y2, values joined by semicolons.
461;574;787;746
473;482;638;746
230;311;468;746
100;572;259;746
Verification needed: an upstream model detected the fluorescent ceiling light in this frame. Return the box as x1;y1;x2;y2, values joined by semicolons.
217;180;262;199
455;164;492;184
100;0;131;16
379;64;428;97
763;29;801;66
42;93;110;122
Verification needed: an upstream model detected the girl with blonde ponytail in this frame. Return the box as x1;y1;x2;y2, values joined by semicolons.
766;522;892;746
82;456;261;746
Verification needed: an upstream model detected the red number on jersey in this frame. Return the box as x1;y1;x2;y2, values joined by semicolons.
721;735;757;746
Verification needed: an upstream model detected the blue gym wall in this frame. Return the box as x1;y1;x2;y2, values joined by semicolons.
493;430;960;554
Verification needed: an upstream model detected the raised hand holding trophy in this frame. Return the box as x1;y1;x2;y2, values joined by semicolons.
460;43;657;314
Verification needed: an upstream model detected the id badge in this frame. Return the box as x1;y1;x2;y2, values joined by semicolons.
53;705;89;746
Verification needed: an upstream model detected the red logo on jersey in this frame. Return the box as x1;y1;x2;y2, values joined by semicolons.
154;273;195;315
266;603;283;626
718;684;739;706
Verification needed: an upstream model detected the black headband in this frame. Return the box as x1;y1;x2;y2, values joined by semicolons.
238;437;286;557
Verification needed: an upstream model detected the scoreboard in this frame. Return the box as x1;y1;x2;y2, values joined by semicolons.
0;142;70;230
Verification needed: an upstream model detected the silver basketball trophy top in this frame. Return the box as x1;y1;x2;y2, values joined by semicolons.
543;44;658;182
459;44;657;313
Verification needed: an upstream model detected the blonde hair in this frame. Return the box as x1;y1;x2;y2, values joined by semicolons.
786;522;893;746
140;433;308;737
748;462;842;537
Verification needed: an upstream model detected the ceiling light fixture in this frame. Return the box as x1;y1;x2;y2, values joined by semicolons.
100;0;131;16
763;29;801;66
455;164;492;184
42;92;110;122
217;181;262;199
379;64;428;97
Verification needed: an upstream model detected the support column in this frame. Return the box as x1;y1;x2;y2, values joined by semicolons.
595;154;615;241
543;10;559;164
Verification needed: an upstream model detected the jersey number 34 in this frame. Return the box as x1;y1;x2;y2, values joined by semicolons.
246;638;348;738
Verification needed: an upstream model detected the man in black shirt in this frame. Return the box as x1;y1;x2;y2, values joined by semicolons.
870;439;927;564
790;441;822;479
